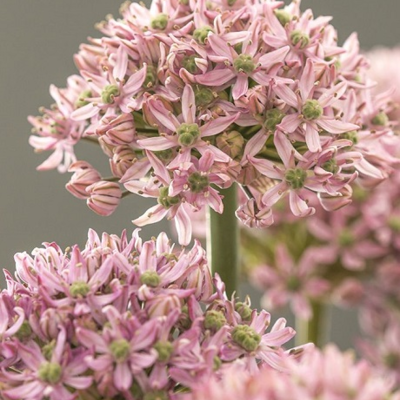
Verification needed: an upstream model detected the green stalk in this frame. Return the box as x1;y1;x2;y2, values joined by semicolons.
295;301;326;347
207;184;239;298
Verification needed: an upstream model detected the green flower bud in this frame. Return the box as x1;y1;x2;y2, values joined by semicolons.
154;341;174;362
182;55;199;74
75;90;92;108
16;320;32;341
155;149;173;162
274;9;292;26
388;216;400;232
38;362;62;384
371;112;389;126
264;108;285;132
158;186;180;209
144;65;157;89
110;339;130;362
235;302;252;321
140;271;161;288
150;14;168;31
70;281;90;298
42;340;56;361
188;172;209;193
216;130;245;159
144;391;168;400
302;99;323;120
231;324;261;352
177;123;200;147
213;356;222;370
194;86;215;107
285;168;307;189
204;310;227;331
101;84;119;104
290;30;310;49
233;54;256;74
227;0;237;5
341;131;358;146
193;26;214;44
338;229;354;247
321;159;339;174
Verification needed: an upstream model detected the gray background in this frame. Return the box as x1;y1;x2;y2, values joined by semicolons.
1;1;399;347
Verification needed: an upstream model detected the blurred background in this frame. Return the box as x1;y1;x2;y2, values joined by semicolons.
1;0;400;347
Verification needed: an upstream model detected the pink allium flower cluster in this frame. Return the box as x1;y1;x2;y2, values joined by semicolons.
29;0;397;245
0;230;303;400
184;345;400;400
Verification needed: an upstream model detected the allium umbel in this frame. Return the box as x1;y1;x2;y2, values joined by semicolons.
29;0;397;244
0;230;304;399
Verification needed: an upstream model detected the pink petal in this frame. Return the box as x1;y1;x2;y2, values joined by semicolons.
289;191;315;217
175;205;192;246
133;204;169;227
232;74;249;100
258;46;290;69
278;113;301;133
317;118;359;134
182;85;196;124
194;69;236;86
137;136;176;151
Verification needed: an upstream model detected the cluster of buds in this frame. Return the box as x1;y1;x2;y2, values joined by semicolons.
0;230;303;400
29;0;398;245
185;345;400;400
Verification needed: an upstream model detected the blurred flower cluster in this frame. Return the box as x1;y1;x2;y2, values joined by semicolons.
0;230;301;400
29;0;398;245
185;345;400;400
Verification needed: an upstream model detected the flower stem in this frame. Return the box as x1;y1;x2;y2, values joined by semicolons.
207;184;239;298
295;301;326;347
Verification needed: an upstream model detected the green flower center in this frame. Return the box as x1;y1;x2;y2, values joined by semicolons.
233;54;256;74
285;168;307;189
16;320;32;341
338;229;354;247
194;86;215;107
287;276;302;292
140;271;161;288
182;55;199;74
388;216;400;232
341;131;358;146
42;340;56;361
150;14;168;31
204;310;227;331
235;302;252;321
143;65;157;89
213;356;222;370
144;391;168;400
231;324;261;352
177;123;200;147
302;100;323;120
264;108;285;132
321;159;339;174
290;30;310;48
275;9;292;26
193;26;214;44
371;112;389;126
154;341;174;362
75;90;92;108
101;84;119;104
110;339;130;362
38;362;62;384
70;281;90;298
158;186;180;209
188;172;209;193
